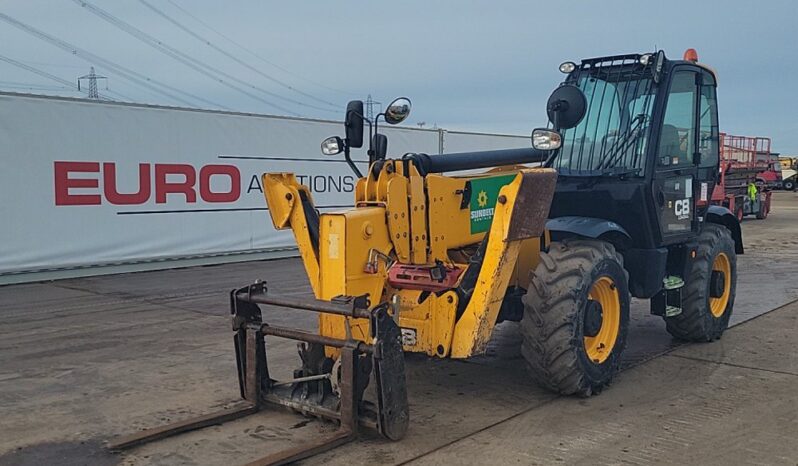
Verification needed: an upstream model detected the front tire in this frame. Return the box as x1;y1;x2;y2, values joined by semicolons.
664;224;736;341
521;239;630;396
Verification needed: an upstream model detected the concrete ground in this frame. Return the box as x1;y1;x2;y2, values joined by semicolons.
1;192;797;466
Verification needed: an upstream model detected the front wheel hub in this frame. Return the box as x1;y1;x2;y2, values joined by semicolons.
709;270;726;298
583;299;603;337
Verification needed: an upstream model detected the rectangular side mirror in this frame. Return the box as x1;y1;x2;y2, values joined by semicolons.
345;100;365;148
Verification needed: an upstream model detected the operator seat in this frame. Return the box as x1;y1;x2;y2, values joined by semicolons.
659;124;686;162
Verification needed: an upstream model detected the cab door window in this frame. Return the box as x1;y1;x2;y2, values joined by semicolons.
698;73;719;169
659;71;697;167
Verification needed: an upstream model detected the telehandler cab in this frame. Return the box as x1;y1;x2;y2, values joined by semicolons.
111;49;741;465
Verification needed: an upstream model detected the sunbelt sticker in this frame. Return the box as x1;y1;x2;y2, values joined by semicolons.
469;174;516;234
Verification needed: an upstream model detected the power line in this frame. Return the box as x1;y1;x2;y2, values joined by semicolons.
0;53;116;100
139;0;340;109
0;55;135;102
0;81;73;92
0;12;226;109
0;13;196;106
0;79;67;88
2;59;142;102
164;0;357;97
96;86;136;103
74;0;329;116
9;58;86;69
73;0;299;116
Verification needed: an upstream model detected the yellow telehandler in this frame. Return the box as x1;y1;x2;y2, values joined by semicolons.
111;49;742;465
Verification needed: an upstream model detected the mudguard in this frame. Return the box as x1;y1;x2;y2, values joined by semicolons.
546;216;631;243
706;205;744;254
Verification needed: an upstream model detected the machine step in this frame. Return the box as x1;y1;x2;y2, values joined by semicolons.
662;276;685;290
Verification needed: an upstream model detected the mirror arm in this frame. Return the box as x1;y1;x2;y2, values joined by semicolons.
368;121;375;162
368;113;386;164
373;113;383;159
348;109;375;165
374;113;383;133
548;100;565;130
343;140;363;178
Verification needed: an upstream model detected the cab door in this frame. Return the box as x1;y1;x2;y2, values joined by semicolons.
652;68;700;244
695;71;720;208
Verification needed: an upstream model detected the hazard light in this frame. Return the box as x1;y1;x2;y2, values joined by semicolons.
683;48;699;62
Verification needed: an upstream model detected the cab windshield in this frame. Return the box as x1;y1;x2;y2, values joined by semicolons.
552;63;657;177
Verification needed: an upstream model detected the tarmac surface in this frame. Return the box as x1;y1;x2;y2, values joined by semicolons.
1;191;797;465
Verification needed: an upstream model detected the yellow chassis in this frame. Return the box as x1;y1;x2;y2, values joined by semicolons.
264;160;556;358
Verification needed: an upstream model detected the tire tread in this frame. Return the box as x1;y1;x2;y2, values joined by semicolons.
521;239;629;396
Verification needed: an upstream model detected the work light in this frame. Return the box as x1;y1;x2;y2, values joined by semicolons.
559;61;576;73
531;128;562;150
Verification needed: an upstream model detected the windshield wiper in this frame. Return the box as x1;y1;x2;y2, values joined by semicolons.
599;167;641;177
598;114;647;170
558;167;641;178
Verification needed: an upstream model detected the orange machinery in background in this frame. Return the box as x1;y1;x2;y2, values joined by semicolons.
710;133;772;220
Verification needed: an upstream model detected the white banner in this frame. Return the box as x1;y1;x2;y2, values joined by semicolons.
0;93;528;281
442;130;530;154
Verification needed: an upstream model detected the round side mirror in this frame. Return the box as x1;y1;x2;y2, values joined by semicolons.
321;136;344;156
546;85;587;130
384;97;412;125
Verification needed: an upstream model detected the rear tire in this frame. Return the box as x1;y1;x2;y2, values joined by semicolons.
521;239;630;396
664;224;736;341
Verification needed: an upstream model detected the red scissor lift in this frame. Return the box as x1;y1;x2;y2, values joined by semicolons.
711;133;772;220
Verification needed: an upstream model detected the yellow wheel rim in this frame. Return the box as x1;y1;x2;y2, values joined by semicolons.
584;276;621;364
709;252;731;318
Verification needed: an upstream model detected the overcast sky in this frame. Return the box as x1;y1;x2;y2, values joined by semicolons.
2;0;797;154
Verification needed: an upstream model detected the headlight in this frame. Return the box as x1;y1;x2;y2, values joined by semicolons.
559;61;576;73
531;128;562;151
321;136;344;155
639;53;653;65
